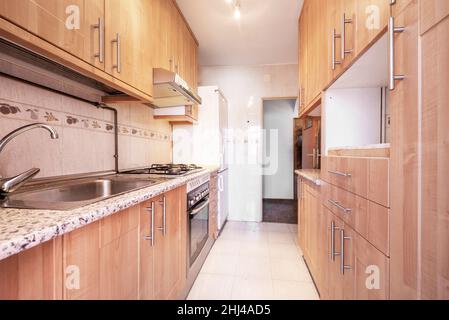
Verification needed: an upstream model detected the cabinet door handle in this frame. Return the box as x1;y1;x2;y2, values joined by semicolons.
341;13;353;59
328;170;352;178
328;199;352;214
331;221;341;261
93;18;104;63
340;229;352;274
388;16;405;90
332;29;342;70
112;33;121;73
157;196;167;236
145;202;155;246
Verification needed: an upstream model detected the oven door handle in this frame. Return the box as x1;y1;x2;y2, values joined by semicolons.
189;198;210;216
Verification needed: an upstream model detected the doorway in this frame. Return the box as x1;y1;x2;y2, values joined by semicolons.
262;98;297;224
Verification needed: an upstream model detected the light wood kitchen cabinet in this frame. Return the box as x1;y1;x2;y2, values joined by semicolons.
140;187;186;300
420;0;449;34
0;238;63;300
420;10;449;300
355;0;389;55
323;208;390;300
104;0;153;97
99;205;139;300
298;178;328;296
342;223;390;300
389;0;420;300
0;0;105;70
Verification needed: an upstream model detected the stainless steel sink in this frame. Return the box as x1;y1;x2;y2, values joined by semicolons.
0;175;168;210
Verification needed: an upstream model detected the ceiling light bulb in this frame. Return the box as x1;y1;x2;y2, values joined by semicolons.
225;0;232;3
234;5;241;20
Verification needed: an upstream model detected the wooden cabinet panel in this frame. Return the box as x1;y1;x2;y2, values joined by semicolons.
420;14;449;300
355;0;389;55
63;221;100;300
322;156;389;207
343;225;390;300
325;209;345;300
158;187;185;300
420;0;449;35
139;197;158;300
140;187;187;300
105;0;153;96
0;0;105;70
322;182;389;256
99;206;139;300
389;0;420;300
0;238;63;300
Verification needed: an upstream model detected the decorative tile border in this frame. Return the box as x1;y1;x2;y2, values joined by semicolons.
0;98;172;142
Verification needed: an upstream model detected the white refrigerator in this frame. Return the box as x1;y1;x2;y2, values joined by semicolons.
173;86;229;231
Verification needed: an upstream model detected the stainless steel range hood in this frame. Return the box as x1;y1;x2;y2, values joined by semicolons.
152;68;202;108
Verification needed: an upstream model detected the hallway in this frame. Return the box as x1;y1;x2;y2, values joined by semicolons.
187;221;319;300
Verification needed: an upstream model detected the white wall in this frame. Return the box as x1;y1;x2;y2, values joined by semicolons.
262;99;295;199
199;64;298;222
322;87;382;154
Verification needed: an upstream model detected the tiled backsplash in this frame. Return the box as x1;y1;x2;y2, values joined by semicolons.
0;75;172;179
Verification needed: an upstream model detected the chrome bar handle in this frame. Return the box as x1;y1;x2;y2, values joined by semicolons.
332;29;342;70
388;16;405;90
328;199;352;214
112;33;121;73
340;229;352;274
157;196;167;236
145;202;155;246
328;170;352;178
93;17;104;63
341;13;353;59
331;221;341;261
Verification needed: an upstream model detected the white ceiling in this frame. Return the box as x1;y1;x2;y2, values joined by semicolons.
176;0;304;66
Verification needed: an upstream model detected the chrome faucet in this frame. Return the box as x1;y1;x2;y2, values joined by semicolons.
0;123;59;197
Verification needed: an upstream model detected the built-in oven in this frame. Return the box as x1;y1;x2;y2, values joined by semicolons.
187;176;210;267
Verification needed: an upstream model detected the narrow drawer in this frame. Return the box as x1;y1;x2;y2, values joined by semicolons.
321;156;390;207
322;182;389;256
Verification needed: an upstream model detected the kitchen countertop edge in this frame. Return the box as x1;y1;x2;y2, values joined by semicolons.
0;169;212;261
295;169;322;186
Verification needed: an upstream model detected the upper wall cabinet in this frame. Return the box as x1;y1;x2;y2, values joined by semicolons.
298;0;389;114
0;0;105;70
152;0;198;93
104;0;153;97
0;0;199;103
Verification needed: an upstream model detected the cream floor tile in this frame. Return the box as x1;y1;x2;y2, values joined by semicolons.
200;253;238;276
260;223;292;233
288;224;299;234
271;258;313;282
239;241;270;257
234;256;272;279
273;280;319;300
231;277;274;300
210;239;242;255
188;274;234;300
268;231;296;245
269;243;302;260
237;230;269;243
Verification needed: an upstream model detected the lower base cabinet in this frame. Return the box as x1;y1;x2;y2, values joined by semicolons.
0;186;187;300
140;186;187;300
298;176;390;300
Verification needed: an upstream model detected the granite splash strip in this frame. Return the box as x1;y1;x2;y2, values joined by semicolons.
0;170;211;261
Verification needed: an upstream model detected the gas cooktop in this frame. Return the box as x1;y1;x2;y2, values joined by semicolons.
121;164;203;176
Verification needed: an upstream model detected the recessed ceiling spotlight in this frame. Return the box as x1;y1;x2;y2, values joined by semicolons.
234;3;241;20
225;0;232;3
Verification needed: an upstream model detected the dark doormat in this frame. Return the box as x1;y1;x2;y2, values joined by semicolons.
262;199;297;224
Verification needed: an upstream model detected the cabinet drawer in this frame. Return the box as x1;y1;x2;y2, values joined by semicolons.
321;156;389;207
322;182;389;256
